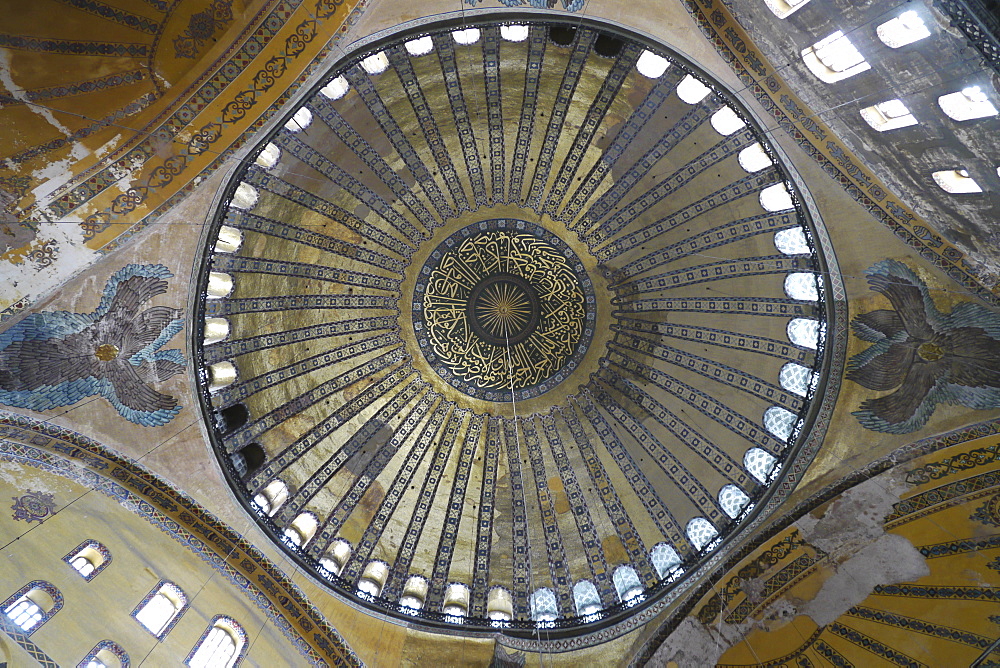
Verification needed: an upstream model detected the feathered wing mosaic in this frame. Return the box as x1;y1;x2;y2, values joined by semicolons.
0;264;184;426
848;259;1000;433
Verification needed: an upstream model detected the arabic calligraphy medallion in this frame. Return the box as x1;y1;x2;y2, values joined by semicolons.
414;219;595;401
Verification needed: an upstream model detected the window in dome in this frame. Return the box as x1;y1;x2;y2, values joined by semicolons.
452;28;481;45
802;31;870;83
650;543;682;580
361;52;389;75
357;561;388;597
719;484;752;519
487;587;514;621
529;587;558;621
860;99;918;132
3;581;61;634
760;183;794;212
254;142;281;169
64;540;110;581
405;36;434;56
787;317;821;349
442;583;470;618
203;317;230;346
218;403;249;434
319;539;352;577
500;24;529;42
676;75;711;104
763;0;811;19
764;406;798;441
744;447;778;483
282;512;318;548
230;442;265;478
230;182;258;210
939;86;999;121
774;227;809;255
206;272;233;299
877;11;931;48
207;361;238;392
134;581;186;638
738;143;773;173
81;640;128;668
252;479;289;517
784;272;819;301
320;76;349;100
573;580;602;617
686;518;719;551
399;576;428;611
186;616;246;668
612;565;644;602
214;225;243;254
636;49;670;79
283;107;312;132
932;169;983;193
780;362;812;397
711;106;747;136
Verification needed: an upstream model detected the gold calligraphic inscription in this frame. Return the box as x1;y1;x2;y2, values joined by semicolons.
421;228;587;394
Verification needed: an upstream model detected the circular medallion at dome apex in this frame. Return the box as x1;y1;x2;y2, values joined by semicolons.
415;219;595;401
192;15;841;640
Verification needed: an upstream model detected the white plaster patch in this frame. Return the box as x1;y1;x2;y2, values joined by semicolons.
31;156;78;202
647;617;730;668
799;533;929;627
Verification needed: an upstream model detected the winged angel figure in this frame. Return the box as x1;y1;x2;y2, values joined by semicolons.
0;264;184;426
848;259;1000;434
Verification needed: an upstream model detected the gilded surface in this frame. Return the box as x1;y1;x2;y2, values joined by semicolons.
417;220;593;401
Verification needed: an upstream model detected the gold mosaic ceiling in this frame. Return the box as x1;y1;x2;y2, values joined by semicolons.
194;17;836;638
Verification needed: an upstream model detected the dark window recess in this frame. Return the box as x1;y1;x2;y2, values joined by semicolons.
594;34;623;58
550;26;576;46
218;404;250;434
231;443;265;477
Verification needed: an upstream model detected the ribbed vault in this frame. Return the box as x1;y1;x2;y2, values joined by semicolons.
194;17;836;636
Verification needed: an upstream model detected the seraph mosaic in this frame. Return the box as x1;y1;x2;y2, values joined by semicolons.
848;259;1000;434
0;264;184;426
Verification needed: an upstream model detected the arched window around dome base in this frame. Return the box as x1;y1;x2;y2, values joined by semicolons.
399;576;428;611
676;75;711;104
745;448;779;484
487;587;514;621
711;106;746;135
784;272;819;301
319;539;352;578
780;362;812;397
357;561;388;598
405;36;433;56
252;479;289;517
636;50;669;79
283;512;318;548
686;518;719;551
612;566;644;603
764;406;798;442
760;183;794;212
718;484;752;519
787;318;822;349
530;587;558;622
442;583;470;618
650;543;682;580
572;580;602;617
774;227;809;255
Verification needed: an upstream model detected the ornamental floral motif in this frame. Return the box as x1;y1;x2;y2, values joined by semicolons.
173;0;234;59
0;264;184;426
11;489;56;523
847;260;1000;434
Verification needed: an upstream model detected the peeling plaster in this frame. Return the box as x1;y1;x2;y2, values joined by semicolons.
0;49;75;138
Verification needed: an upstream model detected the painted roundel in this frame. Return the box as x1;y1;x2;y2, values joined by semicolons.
195;15;841;639
414;220;595;401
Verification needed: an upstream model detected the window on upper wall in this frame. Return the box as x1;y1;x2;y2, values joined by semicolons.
133;581;187;638
939;86;999;121
877;10;931;48
64;540;111;581
932;169;983;193
802;31;871;83
2;581;62;635
80;640;128;668
860;99;918;132
186;616;246;668
764;0;811;19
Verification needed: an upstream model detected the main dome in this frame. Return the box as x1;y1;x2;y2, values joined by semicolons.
193;16;835;638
